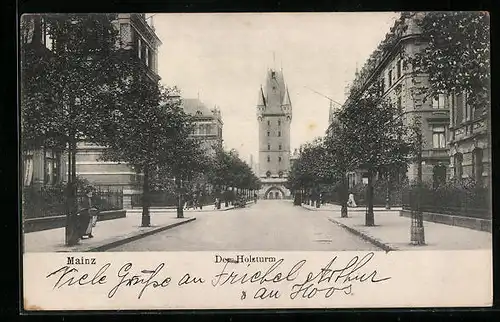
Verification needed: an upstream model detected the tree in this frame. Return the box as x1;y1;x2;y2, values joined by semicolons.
161;128;211;218
206;148;260;206
287;138;331;207
338;82;418;226
410;12;490;109
324;117;358;217
99;84;195;225
20;14;129;244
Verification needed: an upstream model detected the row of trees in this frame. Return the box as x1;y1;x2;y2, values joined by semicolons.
287;81;419;226
21;14;260;240
287;12;490;227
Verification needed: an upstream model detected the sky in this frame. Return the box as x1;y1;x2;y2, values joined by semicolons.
152;12;400;164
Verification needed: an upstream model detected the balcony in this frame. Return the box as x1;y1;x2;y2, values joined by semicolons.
421;148;449;160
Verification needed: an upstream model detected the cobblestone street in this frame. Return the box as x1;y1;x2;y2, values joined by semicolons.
108;200;378;251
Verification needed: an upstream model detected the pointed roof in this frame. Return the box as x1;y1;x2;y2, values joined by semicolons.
257;86;266;106
282;87;291;106
181;98;212;117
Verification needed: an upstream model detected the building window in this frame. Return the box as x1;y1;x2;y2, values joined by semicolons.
278;171;283;178
267;144;270;150
278;131;281;137
432;94;446;109
267;155;270;162
432;125;446;149
449;94;456;126
455;93;464;123
397;96;402;114
396;59;402;79
454;153;463;179
44;150;60;185
279;144;282;150
138;38;142;59
267;120;270;126
40;18;54;51
278;156;282;162
145;47;150;66
278;119;281;126
388;69;393;87
472;148;484;184
266;171;271;178
267;131;270;137
380;78;385;95
23;153;34;186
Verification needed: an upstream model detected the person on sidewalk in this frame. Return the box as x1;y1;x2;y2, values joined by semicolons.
81;188;98;239
347;192;357;208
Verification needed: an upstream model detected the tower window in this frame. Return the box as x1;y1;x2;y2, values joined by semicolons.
267;131;270;137
278;119;281;126
278;157;282;162
267;155;270;162
267;120;270;126
279;144;282;150
278;131;281;137
267;144;270;150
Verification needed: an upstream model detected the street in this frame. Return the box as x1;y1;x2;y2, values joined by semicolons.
108;200;378;251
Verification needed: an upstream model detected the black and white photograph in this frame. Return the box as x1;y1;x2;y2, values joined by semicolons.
21;12;492;310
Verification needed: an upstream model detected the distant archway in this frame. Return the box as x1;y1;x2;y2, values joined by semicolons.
264;186;285;199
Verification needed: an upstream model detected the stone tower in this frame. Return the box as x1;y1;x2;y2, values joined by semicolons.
256;68;292;199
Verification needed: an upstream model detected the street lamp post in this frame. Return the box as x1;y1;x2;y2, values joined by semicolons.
411;130;425;245
385;168;391;210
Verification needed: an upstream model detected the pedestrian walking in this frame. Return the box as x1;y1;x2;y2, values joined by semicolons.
81;188;98;239
347;192;357;208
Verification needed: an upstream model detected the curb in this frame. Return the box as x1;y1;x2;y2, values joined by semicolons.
328;218;396;252
221;201;255;211
61;217;197;252
300;205;334;212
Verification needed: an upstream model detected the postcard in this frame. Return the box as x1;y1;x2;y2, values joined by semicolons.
20;12;492;311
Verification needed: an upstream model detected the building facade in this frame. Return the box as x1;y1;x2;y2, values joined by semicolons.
338;12;451;186
256;68;293;199
21;15;65;189
73;14;162;208
181;98;224;156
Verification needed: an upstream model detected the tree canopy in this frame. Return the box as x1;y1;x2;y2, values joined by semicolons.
411;12;490;108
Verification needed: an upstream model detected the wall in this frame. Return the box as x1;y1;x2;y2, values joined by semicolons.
258;115;291;178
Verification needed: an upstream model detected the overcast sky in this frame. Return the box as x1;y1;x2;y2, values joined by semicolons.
153;12;400;164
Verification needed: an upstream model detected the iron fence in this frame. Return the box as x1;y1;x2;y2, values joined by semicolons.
402;185;490;219
22;185;123;219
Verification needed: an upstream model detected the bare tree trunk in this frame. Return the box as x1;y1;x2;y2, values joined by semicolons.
141;166;151;227
341;173;348;218
365;168;375;226
176;176;184;218
65;136;79;246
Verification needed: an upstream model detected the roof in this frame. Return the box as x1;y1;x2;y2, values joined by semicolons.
181;98;213;117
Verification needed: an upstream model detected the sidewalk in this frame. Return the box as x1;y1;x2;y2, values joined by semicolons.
302;203;492;251
126;201;255;214
23;214;196;253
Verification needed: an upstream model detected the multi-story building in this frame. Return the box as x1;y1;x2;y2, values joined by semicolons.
73;14;162;208
21;15;64;189
335;12;451;186
22;14;162;197
181;98;224;156
256;68;293;199
448;92;490;185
